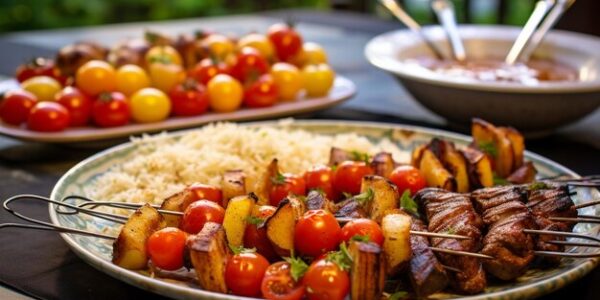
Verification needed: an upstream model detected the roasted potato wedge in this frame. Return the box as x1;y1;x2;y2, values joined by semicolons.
253;159;279;205
222;170;246;208
411;144;427;168
381;211;412;276
371;152;396;178
472;118;514;178
499;126;525;170
112;204;165;270
418;149;457;191
159;189;193;227
223;193;257;247
360;175;399;222
348;241;386;300
462;147;494;189
507;161;537;184
187;222;229;293
429;139;470;193
265;195;306;257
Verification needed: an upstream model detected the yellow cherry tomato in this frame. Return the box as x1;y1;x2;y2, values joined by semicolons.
76;60;117;96
203;34;235;60
21;76;62;102
148;63;185;93
237;33;275;59
207;74;243;112
270;62;303;101
129;87;171;123
302;63;335;97
297;42;328;66
145;45;183;66
116;64;150;96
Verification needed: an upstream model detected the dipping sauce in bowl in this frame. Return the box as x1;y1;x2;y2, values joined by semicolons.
409;57;578;85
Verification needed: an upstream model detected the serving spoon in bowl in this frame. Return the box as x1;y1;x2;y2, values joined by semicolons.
379;0;446;59
431;0;466;62
505;0;576;65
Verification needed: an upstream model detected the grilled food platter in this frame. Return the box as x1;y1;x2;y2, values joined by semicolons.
37;120;600;299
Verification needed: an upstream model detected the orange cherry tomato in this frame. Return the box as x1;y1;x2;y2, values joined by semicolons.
147;227;187;270
76;60;117;96
188;58;230;85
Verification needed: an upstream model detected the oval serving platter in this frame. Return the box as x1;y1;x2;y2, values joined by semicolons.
0;76;355;144
49;120;600;300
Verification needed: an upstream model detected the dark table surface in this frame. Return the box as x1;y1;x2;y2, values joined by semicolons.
0;9;599;300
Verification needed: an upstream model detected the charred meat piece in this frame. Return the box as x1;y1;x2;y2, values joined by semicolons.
305;190;332;212
471;186;536;280
329;147;353;166
370;152;396;178
332;196;368;219
348;241;386;300
408;217;449;297
414;188;486;294
525;184;577;265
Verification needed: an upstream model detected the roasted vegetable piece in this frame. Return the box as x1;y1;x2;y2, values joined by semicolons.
370;152;396;178
333;197;368;219
462;147;494;189
411;144;427;168
409;218;449;297
112;204;165;270
159;189;192;227
430;139;470;193
253;159;279;205
507;161;537;184
187;222;229;293
471;118;514;178
265;195;306;257
348;241;386;300
381;210;412;276
329;147;352;166
417;148;457;191
305;189;333;212
56;42;107;77
223;194;257;247
222;170;247;208
361;175;399;222
499;126;525;170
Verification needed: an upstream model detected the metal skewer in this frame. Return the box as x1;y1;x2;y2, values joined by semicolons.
431;0;466;62
505;0;556;65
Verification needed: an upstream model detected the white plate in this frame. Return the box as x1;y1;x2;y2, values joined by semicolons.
0;76;355;143
49;120;600;299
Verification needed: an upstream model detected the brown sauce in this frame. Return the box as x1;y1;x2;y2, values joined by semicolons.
412;57;578;84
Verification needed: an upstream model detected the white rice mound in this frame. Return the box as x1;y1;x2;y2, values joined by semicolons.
86;121;408;205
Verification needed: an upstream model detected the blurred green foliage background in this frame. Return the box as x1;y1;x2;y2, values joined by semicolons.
0;0;533;33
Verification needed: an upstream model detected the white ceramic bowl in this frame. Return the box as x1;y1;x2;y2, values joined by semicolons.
365;25;600;135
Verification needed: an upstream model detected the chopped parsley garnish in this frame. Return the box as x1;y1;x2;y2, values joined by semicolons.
354;188;374;206
388;291;409;300
326;242;353;272
350;150;370;164
478;141;498;158
350;235;371;243
529;182;550;191
284;256;309;282
400;190;419;217
246;215;264;225
493;173;510;186
229;245;256;255
270;172;286;185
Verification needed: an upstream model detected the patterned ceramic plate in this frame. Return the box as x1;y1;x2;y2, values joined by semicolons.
49;120;600;300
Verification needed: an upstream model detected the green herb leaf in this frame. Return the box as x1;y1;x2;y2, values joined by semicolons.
493;173;510;186
270;172;286;185
478;141;498;158
229;245;256;255
529;182;549;191
350;235;371;243
400;190;419;217
246;215;264;225
388;291;409;300
342;192;353;199
284;256;309;282
326;242;353;272
354;188;374;206
444;226;457;235
331;164;338;172
350;150;370;164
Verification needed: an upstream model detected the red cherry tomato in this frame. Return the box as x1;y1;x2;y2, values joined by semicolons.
269;173;306;207
261;261;305;300
0;90;37;125
188;58;230;85
181;183;223;208
231;47;269;82
340;218;384;246
92;92;130;127
243;206;279;262
302;259;350;300
333;161;374;195
268;23;303;62
389;165;427;195
294;209;341;257
147;227;187;270
180;200;225;234
304;165;336;201
27;102;70;132
244;74;278;108
16;57;63;83
225;252;270;297
55;86;92;126
169;79;209;117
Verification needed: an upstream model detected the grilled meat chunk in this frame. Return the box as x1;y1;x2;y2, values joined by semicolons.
333;198;368;219
371;152;396;178
408;218;449;297
472;186;536;280
414;188;486;294
525;184;577;265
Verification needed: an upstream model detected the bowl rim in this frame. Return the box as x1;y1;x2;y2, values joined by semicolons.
365;24;600;94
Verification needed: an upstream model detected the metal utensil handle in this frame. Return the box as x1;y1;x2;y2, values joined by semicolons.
431;0;466;61
505;0;556;65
